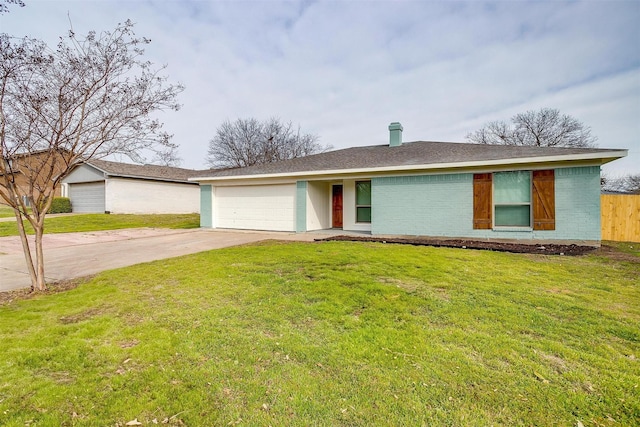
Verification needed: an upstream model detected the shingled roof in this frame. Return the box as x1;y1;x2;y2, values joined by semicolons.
88;159;199;183
192;141;626;180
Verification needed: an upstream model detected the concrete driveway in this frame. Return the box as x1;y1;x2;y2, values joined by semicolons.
0;228;327;292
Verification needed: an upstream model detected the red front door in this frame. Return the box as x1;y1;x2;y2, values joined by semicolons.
332;185;343;228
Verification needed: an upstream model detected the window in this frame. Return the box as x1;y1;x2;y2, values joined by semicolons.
355;181;371;223
493;171;531;227
473;170;555;231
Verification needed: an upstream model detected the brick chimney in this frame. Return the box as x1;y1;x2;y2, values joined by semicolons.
389;122;403;147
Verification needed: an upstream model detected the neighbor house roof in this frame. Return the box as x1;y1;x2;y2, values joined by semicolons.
87;159;199;183
190;141;627;182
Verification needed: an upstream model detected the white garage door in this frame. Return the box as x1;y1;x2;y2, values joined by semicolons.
215;184;296;231
69;182;105;213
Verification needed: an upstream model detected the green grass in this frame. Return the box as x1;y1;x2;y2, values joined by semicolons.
0;204;17;218
0;241;638;426
0;204;32;218
0;213;200;236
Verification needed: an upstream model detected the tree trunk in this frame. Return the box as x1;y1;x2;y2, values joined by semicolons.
14;209;38;291
33;218;47;291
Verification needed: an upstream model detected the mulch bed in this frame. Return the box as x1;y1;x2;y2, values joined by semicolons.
316;235;597;256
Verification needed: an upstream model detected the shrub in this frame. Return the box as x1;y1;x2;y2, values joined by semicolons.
48;197;72;214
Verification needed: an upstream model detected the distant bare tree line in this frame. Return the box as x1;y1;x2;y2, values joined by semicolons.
602;174;640;194
207;117;330;169
467;108;597;148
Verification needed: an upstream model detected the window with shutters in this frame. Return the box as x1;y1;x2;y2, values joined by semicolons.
473;170;555;230
494;171;531;227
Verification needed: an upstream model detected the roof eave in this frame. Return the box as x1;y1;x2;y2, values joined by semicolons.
82;162;109;177
84;162;195;183
189;150;628;182
104;173;197;184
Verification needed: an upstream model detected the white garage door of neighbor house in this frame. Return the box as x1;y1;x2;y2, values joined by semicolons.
215;184;296;232
69;182;106;213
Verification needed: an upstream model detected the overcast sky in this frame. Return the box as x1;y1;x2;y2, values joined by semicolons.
2;0;639;175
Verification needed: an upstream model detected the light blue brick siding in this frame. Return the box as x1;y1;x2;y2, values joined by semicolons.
200;185;212;228
372;174;471;236
296;181;307;233
553;166;601;241
372;166;601;241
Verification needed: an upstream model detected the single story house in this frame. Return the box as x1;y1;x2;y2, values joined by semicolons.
190;123;627;245
62;159;200;214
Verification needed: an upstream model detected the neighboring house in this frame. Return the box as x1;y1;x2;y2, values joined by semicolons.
191;122;627;245
62;159;200;214
1;149;70;206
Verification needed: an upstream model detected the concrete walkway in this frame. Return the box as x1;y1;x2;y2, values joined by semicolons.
0;228;334;292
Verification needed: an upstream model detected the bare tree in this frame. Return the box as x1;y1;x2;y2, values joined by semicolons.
0;0;25;14
0;21;183;291
602;173;640;194
151;143;183;167
207;117;330;168
467;108;597;148
628;175;640;194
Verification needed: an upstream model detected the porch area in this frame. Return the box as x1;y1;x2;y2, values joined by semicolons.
296;179;372;234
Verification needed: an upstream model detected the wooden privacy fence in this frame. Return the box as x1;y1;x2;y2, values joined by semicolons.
601;194;640;242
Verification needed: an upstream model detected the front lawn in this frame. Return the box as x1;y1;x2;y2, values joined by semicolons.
0;213;200;237
0;241;638;426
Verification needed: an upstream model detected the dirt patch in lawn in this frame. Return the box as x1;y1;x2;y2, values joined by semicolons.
0;277;87;306
591;244;640;263
316;235;608;257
